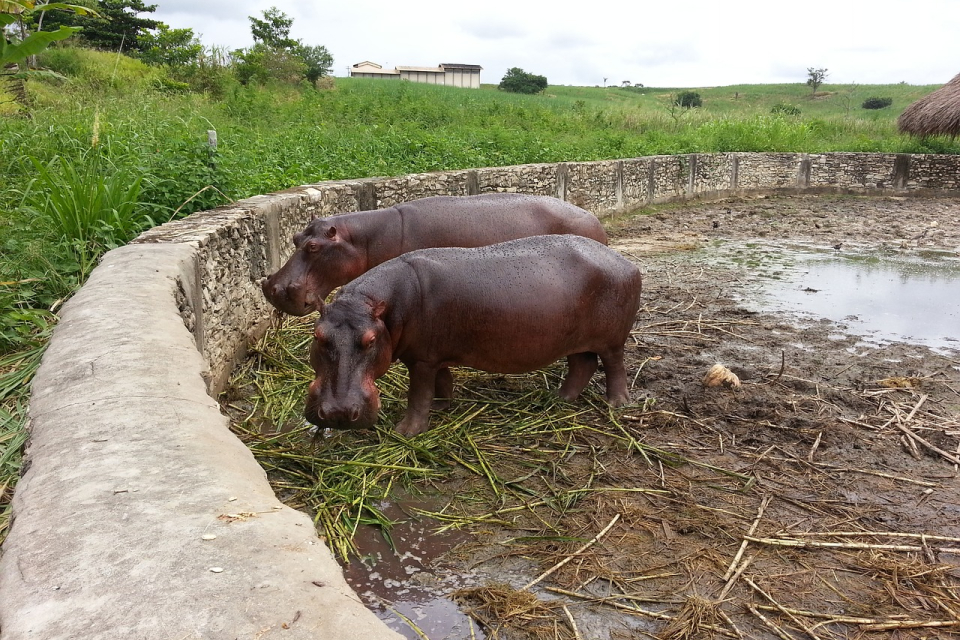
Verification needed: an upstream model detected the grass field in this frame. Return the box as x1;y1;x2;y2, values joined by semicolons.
0;46;957;544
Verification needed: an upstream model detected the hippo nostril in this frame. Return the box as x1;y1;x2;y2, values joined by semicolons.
350;407;361;422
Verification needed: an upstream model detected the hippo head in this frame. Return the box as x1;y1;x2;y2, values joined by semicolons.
261;220;366;316
304;294;393;430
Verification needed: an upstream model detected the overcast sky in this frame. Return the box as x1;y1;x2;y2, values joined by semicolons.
151;0;959;88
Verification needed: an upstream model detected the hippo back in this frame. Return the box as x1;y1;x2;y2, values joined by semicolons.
396;194;608;249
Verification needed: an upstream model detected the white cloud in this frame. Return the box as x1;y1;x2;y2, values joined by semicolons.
150;0;960;87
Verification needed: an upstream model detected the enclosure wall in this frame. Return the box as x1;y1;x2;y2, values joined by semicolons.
1;152;958;640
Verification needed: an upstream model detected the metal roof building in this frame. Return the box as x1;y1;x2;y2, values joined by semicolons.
350;62;482;88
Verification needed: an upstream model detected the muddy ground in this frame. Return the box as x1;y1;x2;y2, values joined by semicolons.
229;194;960;640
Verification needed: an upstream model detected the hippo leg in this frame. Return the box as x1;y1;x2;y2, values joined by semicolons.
599;348;631;406
558;352;599;401
396;362;438;436
432;367;454;410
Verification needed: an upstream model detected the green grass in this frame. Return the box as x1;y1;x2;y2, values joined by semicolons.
1;45;958;545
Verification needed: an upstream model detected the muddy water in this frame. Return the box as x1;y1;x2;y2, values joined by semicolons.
704;240;960;353
342;495;488;639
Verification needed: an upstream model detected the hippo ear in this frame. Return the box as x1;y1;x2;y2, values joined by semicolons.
324;225;338;240
370;300;387;320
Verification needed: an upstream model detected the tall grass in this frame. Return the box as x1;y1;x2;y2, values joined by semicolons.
20;153;146;275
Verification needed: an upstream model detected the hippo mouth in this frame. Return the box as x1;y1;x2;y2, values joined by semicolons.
304;398;379;431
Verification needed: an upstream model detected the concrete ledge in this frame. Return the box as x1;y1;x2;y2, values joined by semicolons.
2;152;959;639
0;245;398;639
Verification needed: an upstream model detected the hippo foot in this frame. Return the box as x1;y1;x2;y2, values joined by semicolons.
605;391;631;407
432;398;452;411
395;415;431;437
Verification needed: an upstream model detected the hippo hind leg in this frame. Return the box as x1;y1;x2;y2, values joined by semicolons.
599;347;630;406
559;352;598;401
432;367;454;410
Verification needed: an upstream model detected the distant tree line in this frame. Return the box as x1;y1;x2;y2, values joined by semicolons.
5;2;334;95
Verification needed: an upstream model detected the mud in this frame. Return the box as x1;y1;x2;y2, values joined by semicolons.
233;194;960;639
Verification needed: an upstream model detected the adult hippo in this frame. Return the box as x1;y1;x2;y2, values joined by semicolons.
262;193;608;315
304;235;642;436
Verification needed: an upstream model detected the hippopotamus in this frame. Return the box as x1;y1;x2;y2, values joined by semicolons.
304;235;642;437
262;193;608;315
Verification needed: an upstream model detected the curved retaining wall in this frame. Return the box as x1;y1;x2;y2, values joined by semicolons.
1;152;958;639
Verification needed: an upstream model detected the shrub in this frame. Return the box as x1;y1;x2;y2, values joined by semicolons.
233;44;307;86
862;97;892;110
498;68;548;94
151;76;190;93
675;90;702;108
771;102;801;116
171;46;236;97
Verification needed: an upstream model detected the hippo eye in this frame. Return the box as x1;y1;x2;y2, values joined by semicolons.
359;330;377;350
304;240;322;253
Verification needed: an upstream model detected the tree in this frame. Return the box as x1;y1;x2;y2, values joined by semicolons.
249;5;296;49
233;43;304;85
234;7;333;86
498;67;547;94
806;67;828;94
39;0;160;52
294;42;332;83
136;24;201;66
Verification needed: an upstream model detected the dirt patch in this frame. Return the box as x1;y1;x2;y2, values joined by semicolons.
225;193;960;640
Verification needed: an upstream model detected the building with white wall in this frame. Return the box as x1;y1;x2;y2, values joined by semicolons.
350;62;482;88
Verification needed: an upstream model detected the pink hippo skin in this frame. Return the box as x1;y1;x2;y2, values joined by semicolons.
304;235;642;437
262;193;608;315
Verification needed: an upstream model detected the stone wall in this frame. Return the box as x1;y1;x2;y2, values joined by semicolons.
132;152;960;393
5;152;957;640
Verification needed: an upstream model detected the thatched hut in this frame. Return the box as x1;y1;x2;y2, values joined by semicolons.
898;73;960;137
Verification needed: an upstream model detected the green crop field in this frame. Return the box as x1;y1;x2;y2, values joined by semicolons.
0;45;957;542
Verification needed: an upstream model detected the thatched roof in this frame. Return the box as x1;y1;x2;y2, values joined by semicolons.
898;73;960;137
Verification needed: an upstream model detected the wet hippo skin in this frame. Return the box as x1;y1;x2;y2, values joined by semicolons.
304;235;642;436
262;194;608;315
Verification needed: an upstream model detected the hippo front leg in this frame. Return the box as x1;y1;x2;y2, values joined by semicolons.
396;362;439;436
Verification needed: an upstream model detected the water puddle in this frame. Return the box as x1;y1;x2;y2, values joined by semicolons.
702;240;960;353
342;493;487;639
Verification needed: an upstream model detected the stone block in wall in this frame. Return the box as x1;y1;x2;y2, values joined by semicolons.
693;154;734;196
565;160;622;214
475;163;557;196
735;153;804;190
907;155;960;191
621;157;651;208
808;153;896;190
647;155;688;202
373;171;473;207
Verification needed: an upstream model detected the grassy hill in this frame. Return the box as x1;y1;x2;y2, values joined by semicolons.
0;47;957;543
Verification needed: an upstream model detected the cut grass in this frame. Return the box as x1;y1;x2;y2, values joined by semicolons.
222;316;745;561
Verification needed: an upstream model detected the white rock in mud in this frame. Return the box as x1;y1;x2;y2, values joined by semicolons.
703;363;741;389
